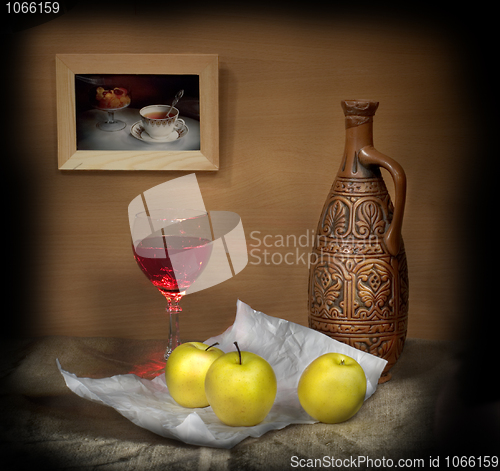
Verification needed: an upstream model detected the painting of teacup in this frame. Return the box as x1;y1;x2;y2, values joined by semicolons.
140;105;185;139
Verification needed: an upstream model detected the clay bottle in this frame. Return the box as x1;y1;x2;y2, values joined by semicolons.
308;99;409;383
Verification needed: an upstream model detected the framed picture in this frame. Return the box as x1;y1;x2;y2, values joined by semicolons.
56;54;219;171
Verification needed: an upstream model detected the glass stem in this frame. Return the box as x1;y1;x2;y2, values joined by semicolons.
107;110;115;124
164;294;183;360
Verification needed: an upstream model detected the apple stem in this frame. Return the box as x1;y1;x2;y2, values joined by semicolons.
206;342;219;351
234;341;242;365
340;359;345;365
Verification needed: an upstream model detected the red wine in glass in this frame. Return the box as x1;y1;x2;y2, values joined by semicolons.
133;234;213;295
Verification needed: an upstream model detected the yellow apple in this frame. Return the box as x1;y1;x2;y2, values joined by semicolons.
204;342;277;426
297;352;367;424
165;342;224;408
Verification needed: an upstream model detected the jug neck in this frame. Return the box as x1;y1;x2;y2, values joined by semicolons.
338;100;380;178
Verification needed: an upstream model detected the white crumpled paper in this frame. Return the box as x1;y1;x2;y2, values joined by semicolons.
58;300;387;449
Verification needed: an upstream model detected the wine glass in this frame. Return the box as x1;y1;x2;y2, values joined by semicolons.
131;209;213;360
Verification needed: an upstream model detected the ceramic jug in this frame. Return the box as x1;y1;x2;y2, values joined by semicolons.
308;99;409;383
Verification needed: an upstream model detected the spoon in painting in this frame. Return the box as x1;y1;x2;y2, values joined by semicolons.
167;89;184;116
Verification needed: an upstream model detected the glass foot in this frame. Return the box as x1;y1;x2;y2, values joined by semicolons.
97;119;127;132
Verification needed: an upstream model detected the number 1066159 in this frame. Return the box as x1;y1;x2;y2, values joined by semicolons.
6;2;60;13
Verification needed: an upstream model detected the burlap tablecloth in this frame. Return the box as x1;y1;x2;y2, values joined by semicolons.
0;336;497;470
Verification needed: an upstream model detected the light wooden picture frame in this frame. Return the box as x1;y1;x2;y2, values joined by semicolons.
56;54;219;171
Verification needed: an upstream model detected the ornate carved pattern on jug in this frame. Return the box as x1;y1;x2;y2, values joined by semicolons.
354;260;395;320
333;177;388;196
309;319;397;335
321;197;350;238
353;197;390;239
353;335;394;359
319;193;393;246
317;236;385;256
309;261;346;320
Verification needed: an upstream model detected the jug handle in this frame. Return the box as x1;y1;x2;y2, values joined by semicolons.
358;146;406;256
